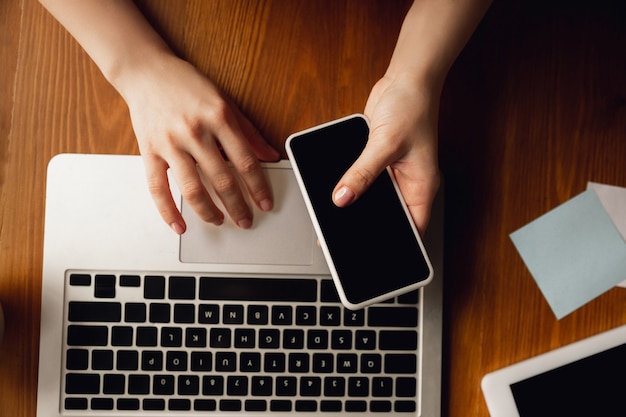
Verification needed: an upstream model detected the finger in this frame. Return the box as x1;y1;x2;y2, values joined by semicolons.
230;103;281;162
393;166;440;235
213;112;275;215
142;156;188;234
194;138;255;229
167;152;225;227
332;138;396;207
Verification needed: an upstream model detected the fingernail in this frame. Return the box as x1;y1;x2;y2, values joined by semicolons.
170;222;185;235
212;217;224;226
333;186;355;206
237;218;252;229
259;198;273;211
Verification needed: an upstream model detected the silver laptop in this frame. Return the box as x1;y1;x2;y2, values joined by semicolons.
37;153;443;416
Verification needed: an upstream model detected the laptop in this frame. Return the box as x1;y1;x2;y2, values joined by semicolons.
37;153;444;416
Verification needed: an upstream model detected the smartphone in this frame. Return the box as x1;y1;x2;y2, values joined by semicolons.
286;114;433;310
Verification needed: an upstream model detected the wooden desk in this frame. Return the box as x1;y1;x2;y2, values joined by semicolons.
1;1;625;416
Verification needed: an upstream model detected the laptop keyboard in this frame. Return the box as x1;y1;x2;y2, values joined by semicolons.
62;272;421;414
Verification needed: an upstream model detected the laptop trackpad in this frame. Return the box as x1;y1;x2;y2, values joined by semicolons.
179;165;316;266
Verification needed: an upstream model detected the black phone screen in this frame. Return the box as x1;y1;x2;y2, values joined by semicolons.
287;115;432;307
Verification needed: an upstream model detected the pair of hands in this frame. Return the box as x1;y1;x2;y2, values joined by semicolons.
126;55;440;236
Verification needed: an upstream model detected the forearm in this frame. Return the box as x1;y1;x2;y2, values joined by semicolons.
39;0;172;96
387;0;492;90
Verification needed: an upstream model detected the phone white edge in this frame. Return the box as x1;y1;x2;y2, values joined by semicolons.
480;323;626;416
285;113;434;310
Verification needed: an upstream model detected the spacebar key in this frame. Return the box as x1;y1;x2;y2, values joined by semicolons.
199;277;317;302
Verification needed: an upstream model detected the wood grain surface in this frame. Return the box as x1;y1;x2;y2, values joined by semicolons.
1;1;625;416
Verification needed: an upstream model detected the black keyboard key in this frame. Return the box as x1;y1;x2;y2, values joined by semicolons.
361;353;382;373
103;374;125;394
141;351;163;371
128;374;150;395
186;327;207;347
270;399;292;412
94;274;116;298
300;377;321;396
384;354;417;374
149;303;170;323
198;304;220;323
66;349;88;370
136;327;158;346
379;330;418;350
234;329;255;349
203;376;224;395
396;377;417;397
65;398;88;410
143;399;165;411
194;399;216;411
320;400;342;412
344;308;365;326
368;307;417;327
111;326;133;346
161;327;182;347
144;275;165;299
92;350;113;370
117;398;140;410
169;399;191;411
321;279;341;303
348;377;369;397
337;353;358;373
371;400;392;412
67;325;108;346
125;303;146;323
215;352;236;372
91;398;114;410
307;330;328;349
245;400;267;412
166;351;188;371
120;274;141;287
283;329;304;349
259;329;280;349
312;353;334;373
65;373;100;394
223;305;244;324
355;330;376;350
247;305;268;324
346;400;367;412
227;376;248;396
296;400;317;412
69;273;91;286
168;276;195;299
220;400;242;412
324;377;345;396
117;350;138;370
199;277;316;302
275;376;296;396
264;353;286;372
240;352;261;372
174;304;195;323
395;400;417;413
398;290;419;305
372;377;393;397
210;328;231;348
320;306;341;326
191;352;212;371
295;306;317;325
178;375;199;395
68;302;121;322
272;305;292;325
288;353;310;373
154;375;175;395
251;376;272;396
331;330;353;350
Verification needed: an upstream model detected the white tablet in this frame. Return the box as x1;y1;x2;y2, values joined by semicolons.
481;324;626;416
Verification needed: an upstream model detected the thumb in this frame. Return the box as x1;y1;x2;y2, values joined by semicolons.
332;143;394;207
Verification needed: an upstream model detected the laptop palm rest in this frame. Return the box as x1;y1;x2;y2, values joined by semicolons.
180;164;316;266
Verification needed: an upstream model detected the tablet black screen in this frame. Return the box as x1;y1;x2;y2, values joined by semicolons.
510;343;626;416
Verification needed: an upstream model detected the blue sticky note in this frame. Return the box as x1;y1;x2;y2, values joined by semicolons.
510;189;626;319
